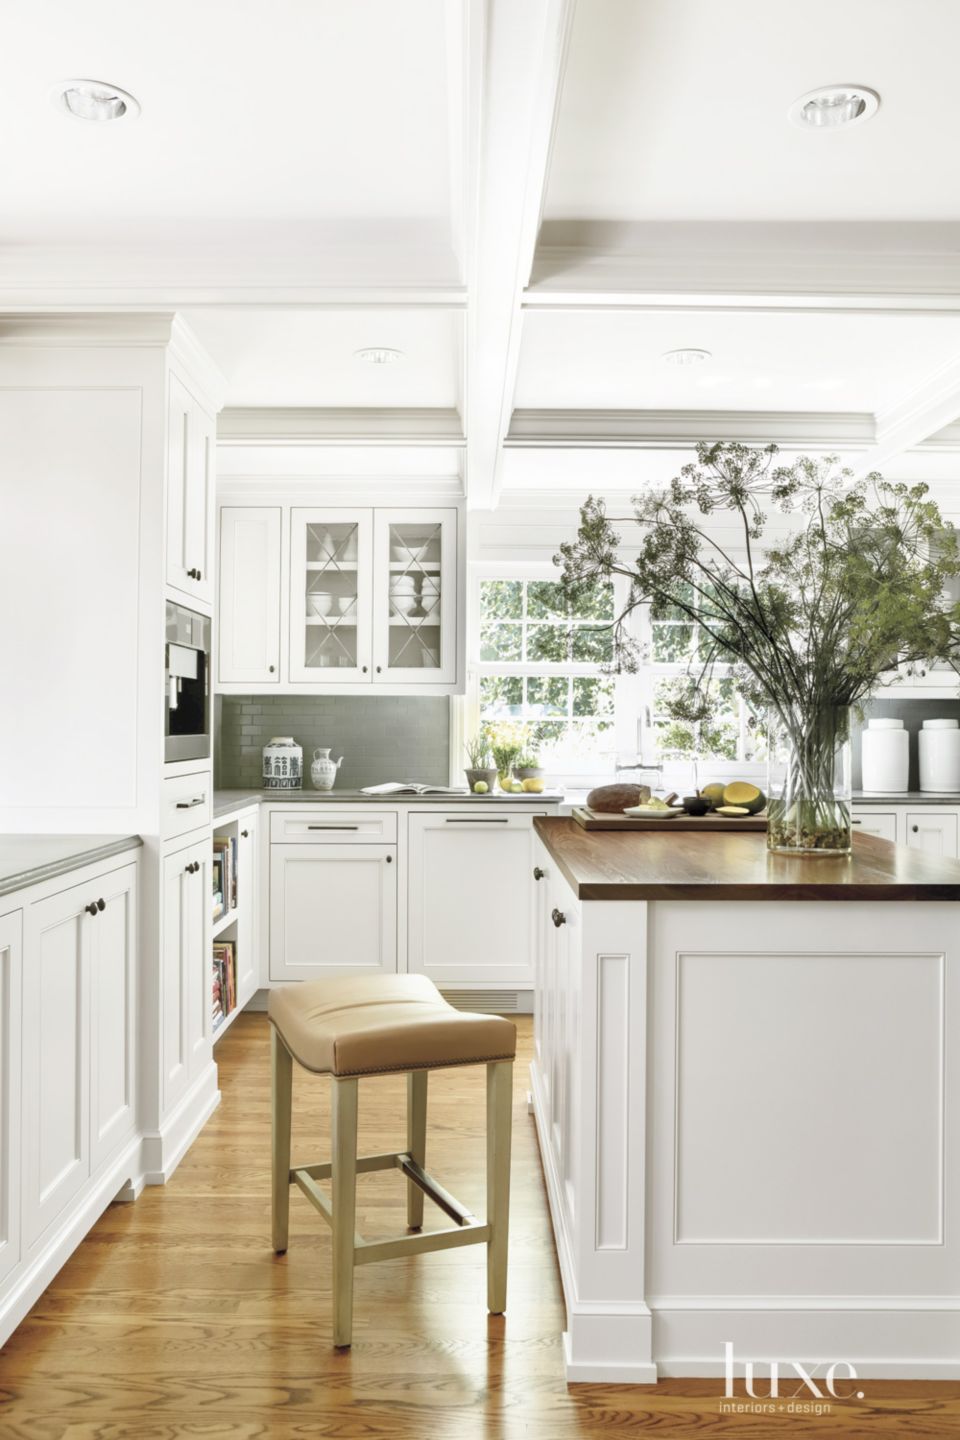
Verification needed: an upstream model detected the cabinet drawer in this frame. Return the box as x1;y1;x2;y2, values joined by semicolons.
851;810;898;844
269;809;397;844
905;811;959;859
162;771;213;839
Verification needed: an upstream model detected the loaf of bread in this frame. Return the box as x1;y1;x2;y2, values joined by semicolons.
586;783;651;813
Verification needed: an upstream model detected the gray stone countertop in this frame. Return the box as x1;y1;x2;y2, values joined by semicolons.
213;787;565;819
853;791;960;806
0;835;143;900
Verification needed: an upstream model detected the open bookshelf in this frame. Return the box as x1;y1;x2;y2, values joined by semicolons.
211;809;257;1038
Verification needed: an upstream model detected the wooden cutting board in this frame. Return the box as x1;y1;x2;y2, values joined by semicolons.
572;806;768;832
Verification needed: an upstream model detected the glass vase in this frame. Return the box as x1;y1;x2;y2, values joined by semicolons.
766;706;852;856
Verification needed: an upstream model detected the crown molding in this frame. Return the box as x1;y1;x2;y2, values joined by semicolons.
217;407;465;446
0;312;179;346
506;408;875;448
168;315;228;414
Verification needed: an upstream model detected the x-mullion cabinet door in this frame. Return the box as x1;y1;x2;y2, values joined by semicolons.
289;509;373;684
372;509;458;685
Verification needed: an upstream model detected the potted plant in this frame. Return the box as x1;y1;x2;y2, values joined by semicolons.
556;442;960;855
514;750;545;793
490;740;522;792
464;734;497;793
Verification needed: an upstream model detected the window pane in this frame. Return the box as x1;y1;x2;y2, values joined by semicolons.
480;579;522;620
528;623;570;662
652;623;693;663
574;582;615;622
480;621;522;662
480;675;523;715
652;677;738;761
573;675;615;717
527;676;570;716
571;626;613;662
527;580;566;619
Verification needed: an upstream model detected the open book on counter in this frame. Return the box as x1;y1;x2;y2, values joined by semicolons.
360;782;469;796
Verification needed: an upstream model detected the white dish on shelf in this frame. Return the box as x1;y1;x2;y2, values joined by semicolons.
622;805;683;819
306;593;332;616
329;595;353;616
391;595;419;616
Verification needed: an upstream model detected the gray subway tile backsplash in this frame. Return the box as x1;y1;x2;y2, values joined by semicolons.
215;695;451;791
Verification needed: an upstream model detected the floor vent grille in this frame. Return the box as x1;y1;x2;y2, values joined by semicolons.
440;989;527;1014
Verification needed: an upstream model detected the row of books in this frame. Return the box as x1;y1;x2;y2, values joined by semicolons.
212;834;239;922
212;941;237;1032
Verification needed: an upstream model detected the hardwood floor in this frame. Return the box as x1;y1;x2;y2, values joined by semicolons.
2;1012;959;1438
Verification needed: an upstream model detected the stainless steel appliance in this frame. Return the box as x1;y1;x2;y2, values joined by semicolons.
165;602;211;762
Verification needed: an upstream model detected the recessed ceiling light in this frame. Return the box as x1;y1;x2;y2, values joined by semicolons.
354;347;404;366
662;348;712;367
53;79;140;122
789;85;879;130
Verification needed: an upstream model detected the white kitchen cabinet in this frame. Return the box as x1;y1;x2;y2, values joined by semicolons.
218;507;281;684
269;843;397;980
0;911;22;1288
162;838;212;1112
407;811;545;986
373;509;458;685
289;508;373;683
236;812;260;1005
166;374;215;607
851;810;898;843
905;810;960;858
90;866;137;1172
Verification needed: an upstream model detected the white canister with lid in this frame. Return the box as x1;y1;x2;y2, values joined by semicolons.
262;736;303;790
919;718;960;793
861;718;909;794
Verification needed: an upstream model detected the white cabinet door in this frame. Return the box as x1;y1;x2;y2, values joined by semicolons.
407;812;544;985
905;811;960;858
236;813;259;1004
851;810;898;843
372;509;458;685
0;910;22;1287
269;844;397;980
289;509;373;683
162;838;212;1111
167;375;214;606
90;865;137;1172
22;881;94;1249
218;507;282;684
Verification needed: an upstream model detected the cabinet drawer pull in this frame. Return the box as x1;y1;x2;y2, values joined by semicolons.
912;824;920;833
307;824;359;831
850;819;862;825
85;901;99;917
445;817;509;824
176;796;205;809
533;866;544;880
551;908;566;928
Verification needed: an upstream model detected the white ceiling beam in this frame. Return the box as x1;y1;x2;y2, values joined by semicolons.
506;408;874;449
865;353;960;472
217;407;465;447
464;0;577;510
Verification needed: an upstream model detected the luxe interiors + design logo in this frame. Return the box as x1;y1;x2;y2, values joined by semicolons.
719;1342;867;1419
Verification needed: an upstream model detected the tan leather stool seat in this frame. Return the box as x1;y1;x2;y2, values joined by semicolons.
268;973;516;1078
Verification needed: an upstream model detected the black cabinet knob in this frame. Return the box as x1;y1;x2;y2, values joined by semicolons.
268;665;276;673
362;665;368;674
386;854;393;863
185;860;200;874
241;829;249;838
533;866;544;881
912;824;920;833
196;570;202;582
376;665;382;674
85;902;99;916
551;908;566;928
96;897;106;912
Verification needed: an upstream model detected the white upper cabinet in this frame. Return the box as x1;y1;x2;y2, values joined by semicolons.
217;502;463;694
373;510;458;685
289;509;374;683
218;508;282;684
167;374;215;607
0;911;22;1288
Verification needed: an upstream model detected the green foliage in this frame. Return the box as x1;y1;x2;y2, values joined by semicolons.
555;442;960;742
516;751;541;769
464;733;492;769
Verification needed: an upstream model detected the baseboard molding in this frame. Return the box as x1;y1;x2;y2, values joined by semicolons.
0;1133;142;1348
140;1064;220;1185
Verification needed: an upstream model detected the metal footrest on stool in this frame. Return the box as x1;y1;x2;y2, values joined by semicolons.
290;1150;490;1266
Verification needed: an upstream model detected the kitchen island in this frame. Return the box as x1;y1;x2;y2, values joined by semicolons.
530;818;960;1383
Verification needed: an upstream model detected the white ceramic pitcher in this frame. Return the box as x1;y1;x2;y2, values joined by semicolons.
311;748;343;791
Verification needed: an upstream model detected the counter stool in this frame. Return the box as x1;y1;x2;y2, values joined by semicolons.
269;973;516;1347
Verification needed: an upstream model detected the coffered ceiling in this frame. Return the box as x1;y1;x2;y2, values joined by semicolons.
4;0;960;503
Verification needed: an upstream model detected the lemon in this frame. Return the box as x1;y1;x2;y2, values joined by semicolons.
473;780;489;793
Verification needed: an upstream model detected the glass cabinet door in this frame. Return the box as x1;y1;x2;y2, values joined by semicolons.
372;510;458;684
289;510;372;683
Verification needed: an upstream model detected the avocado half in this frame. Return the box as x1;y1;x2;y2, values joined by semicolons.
722;781;766;814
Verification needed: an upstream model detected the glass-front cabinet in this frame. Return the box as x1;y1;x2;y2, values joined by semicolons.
289;511;373;683
286;507;458;688
372;509;457;685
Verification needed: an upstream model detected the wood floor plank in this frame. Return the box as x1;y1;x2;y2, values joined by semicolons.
2;1011;959;1438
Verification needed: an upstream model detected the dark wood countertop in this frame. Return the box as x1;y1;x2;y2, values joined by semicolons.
533;817;960;901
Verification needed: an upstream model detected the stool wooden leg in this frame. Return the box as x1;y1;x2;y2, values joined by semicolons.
331;1077;359;1347
406;1070;428;1229
271;1028;293;1255
486;1059;513;1315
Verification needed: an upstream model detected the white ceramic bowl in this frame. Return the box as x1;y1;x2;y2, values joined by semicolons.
307;593;332;617
329;595;353;616
622;805;683;819
391;595;419;616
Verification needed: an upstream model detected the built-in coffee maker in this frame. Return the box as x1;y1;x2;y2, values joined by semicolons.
165;601;211;762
